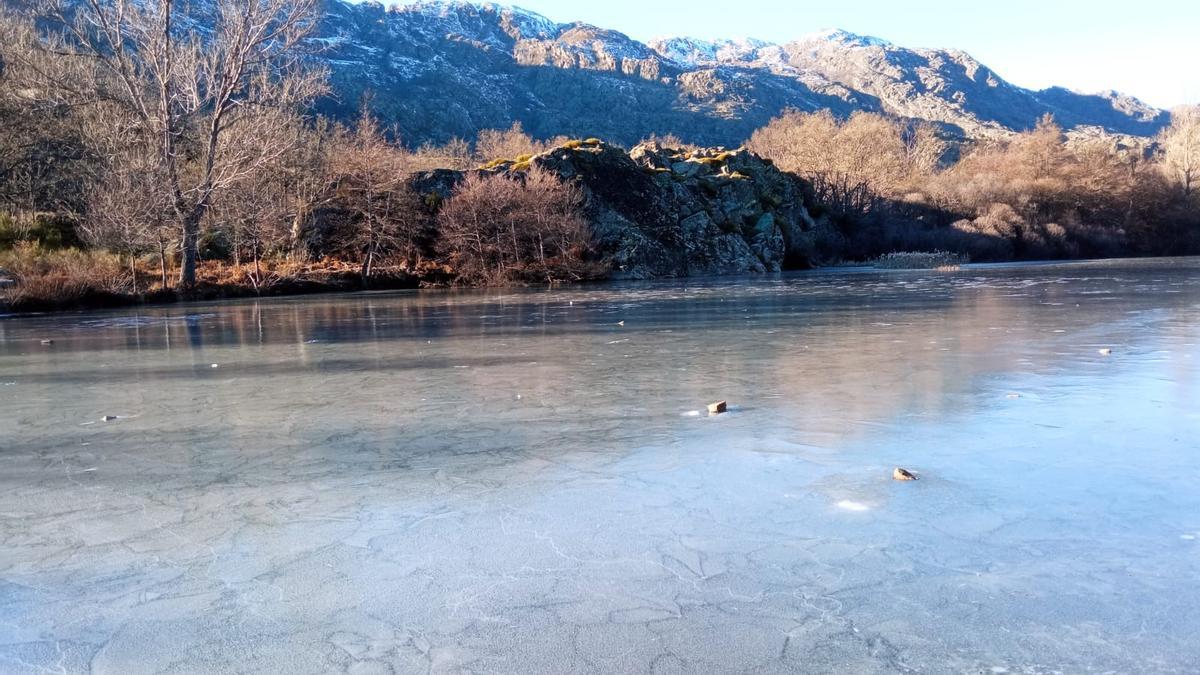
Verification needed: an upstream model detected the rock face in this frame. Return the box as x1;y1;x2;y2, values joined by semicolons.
412;140;816;279
541;142;813;278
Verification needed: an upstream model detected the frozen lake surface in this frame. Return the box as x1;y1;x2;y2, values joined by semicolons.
2;258;1199;673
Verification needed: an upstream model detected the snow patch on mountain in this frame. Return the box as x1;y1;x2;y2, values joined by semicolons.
489;3;559;39
649;29;890;68
797;29;891;48
379;1;559;38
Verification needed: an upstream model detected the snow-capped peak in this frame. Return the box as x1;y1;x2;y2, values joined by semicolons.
797;29;891;48
389;1;560;40
487;3;559;39
650;28;891;68
648;36;778;67
647;37;719;66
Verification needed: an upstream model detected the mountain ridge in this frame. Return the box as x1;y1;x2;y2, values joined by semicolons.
313;0;1167;145
12;0;1169;145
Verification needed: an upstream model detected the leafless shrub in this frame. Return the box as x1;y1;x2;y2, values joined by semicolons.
638;133;698;153
82;139;175;293
408;137;474;172
473;121;568;164
1162;105;1200;198
750;110;1194;261
748;110;926;217
328;109;429;281
436;167;591;284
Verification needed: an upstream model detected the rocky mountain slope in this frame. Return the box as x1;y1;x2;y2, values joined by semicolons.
310;0;1168;146
411;140;815;277
5;0;1168;145
646;31;1167;138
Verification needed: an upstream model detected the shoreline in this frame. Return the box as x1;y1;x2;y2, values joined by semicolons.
0;271;423;316
4;254;1195;318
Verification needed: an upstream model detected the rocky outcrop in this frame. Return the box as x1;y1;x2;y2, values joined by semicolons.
414;140;816;279
539;141;814;278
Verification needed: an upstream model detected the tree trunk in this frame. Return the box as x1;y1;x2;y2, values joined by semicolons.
129;254;138;295
360;235;375;286
290;205;308;258
178;209;201;290
158;242;169;290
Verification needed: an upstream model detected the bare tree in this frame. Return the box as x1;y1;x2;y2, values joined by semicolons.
329;109;425;282
32;0;326;289
1015;114;1066;182
747;110;916;216
79;135;173;293
904;122;949;176
436;167;589;284
475;121;551;163
1162;105;1200;197
521;166;589;275
0;10;96;214
282;116;334;255
213;107;323;288
407;137;474;172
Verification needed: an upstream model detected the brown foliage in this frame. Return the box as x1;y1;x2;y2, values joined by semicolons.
436;167;591;284
750;109;1198;262
748;110;944;217
328;109;431;281
2;0;1197;310
1161;105;1200;197
473;122;568;163
638;133;698;153
0;243;132;310
407;137;474;172
926;117;1164;257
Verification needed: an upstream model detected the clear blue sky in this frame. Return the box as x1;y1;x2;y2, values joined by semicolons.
393;0;1198;109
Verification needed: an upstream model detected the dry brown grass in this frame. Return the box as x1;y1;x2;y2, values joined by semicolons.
194;257;373;288
0;243;133;310
0;247;429;312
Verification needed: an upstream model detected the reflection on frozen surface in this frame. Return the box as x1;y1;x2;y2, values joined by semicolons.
1;258;1199;673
